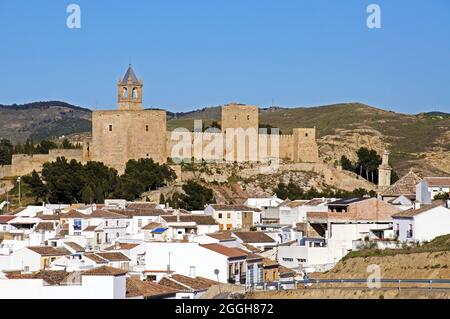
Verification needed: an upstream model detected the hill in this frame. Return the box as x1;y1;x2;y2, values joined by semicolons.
0;101;92;143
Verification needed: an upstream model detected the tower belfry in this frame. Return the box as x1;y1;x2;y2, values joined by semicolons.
118;65;143;111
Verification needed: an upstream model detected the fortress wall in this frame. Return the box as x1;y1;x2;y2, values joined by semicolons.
279;135;294;160
91;110;167;174
48;149;84;163
293;128;319;163
0;165;12;179
10;154;49;176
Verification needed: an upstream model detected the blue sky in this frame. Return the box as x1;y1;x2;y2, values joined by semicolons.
0;0;449;113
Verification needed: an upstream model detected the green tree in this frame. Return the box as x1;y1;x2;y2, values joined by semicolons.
22;170;49;203
81;185;95;204
159;193;166;205
0;139;13;165
170;180;215;210
340;155;353;171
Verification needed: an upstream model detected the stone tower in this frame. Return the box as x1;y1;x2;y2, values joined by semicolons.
378;150;392;189
118;65;143;111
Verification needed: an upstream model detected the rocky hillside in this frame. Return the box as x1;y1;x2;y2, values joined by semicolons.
0;101;92;143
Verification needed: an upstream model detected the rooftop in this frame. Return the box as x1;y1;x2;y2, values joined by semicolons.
161;214;218;225
27;246;71;256
200;243;247;258
82;266;128;277
392;201;446;218
233;231;276;243
209;204;261;212
158;274;217;292
381;170;422;197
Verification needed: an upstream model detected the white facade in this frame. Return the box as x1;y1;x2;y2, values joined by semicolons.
0;274;126;299
393;206;450;242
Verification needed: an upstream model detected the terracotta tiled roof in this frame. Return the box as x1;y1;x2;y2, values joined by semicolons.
127;202;159;210
234;248;263;261
263;258;278;267
233;231;275;243
27;246;71;256
35;222;55;232
95;252;130;262
0;215;16;224
210;204;261;212
82;266;127;277
286;200;309;208
206;232;234;241
161;215;218;225
381;171;422;197
392;201;445;218
63;241;85;252
5;270;72;285
424;177;450;187
141;222;162;230
278;265;296;278
84;253;108;264
241;243;262;253
105;243;141;250
200;243;247;258
159;274;217;292
126;277;178;298
36;213;61;221
62;209;127;219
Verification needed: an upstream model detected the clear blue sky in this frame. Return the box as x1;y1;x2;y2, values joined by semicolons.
0;0;449;113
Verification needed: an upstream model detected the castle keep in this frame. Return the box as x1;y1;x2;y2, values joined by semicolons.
2;66;319;176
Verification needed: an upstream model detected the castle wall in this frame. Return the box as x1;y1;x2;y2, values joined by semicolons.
0;165;12;179
10;154;50;176
91;110;167;173
48;149;84;163
293;128;319;163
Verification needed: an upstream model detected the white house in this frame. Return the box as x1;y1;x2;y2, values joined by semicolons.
0;266;127;299
244;196;283;220
424;177;450;199
392;202;450;242
144;242;247;283
204;204;262;230
279;198;333;225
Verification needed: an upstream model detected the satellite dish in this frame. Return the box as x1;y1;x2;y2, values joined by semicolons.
214;269;220;275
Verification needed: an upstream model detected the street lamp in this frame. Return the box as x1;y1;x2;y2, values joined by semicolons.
17;177;21;208
214;269;221;294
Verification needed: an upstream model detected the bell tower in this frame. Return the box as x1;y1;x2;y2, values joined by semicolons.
118;65;143;111
378;150;392;189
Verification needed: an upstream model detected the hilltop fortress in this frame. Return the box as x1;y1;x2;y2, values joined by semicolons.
1;66;319;177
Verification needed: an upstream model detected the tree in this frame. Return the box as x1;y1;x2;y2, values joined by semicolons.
170;180;215;210
340;155;353;171
81;185;95;204
159;193;166;205
22;170;48;203
0;139;13;165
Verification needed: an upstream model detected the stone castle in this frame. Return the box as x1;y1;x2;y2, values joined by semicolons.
1;66;319;177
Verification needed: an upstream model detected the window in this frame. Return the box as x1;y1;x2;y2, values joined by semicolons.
407;224;413;238
395;224;400;238
105;233;109;243
282;258;294;262
146;125;149;132
74;219;82;231
123;87;128;98
218;213;223;219
116;220;119;226
132;88;138;99
297;258;306;263
105;221;109;227
109;125;113;132
247;115;250;120
227;213;231;219
116;232;120;238
138;219;142;228
305;133;308;137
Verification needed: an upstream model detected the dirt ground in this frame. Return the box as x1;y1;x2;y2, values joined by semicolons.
245;288;449;299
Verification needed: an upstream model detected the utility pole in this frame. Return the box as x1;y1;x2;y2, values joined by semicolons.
17;177;21;207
